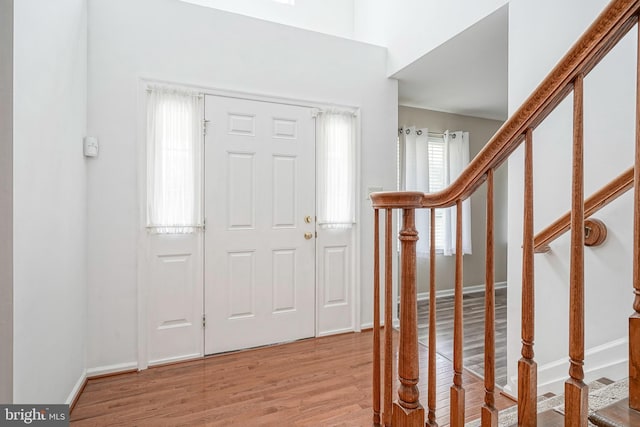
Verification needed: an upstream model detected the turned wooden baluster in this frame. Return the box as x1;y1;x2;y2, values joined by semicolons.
392;208;425;426
481;169;498;427
518;128;537;427
450;200;465;427
565;73;588;427
427;208;438;427
373;208;381;426
384;208;393;426
631;14;640;412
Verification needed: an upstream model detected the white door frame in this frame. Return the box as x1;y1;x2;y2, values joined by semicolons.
137;78;361;369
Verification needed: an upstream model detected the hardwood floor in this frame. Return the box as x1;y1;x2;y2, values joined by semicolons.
71;330;515;426
417;288;508;386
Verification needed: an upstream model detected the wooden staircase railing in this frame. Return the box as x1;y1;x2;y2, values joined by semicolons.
370;0;640;425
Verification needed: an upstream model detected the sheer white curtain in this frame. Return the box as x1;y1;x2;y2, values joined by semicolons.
317;110;356;229
146;85;203;234
400;126;431;255
443;130;472;255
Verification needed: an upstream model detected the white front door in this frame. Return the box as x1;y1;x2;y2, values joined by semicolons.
204;95;316;354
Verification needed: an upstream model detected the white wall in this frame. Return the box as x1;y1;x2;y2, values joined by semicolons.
86;0;397;370
13;0;88;403
506;0;634;395
0;0;13;405
354;0;508;75
180;0;355;40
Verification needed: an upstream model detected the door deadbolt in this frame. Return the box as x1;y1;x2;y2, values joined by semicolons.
304;215;312;224
304;232;313;240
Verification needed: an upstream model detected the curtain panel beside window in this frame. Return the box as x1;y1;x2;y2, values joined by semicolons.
317;110;356;229
400;127;471;256
146;86;203;234
442;130;471;256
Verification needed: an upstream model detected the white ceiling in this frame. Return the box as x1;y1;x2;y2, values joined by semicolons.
392;5;508;121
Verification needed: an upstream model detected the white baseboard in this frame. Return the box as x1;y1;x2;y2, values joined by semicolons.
512;337;629;396
417;281;507;301
502;383;515;397
65;369;87;405
86;361;138;378
318;326;356;337
148;353;202;367
360;317;400;330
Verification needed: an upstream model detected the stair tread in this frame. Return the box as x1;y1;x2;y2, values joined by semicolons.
507;409;565;427
590;398;640;427
465;378;624;426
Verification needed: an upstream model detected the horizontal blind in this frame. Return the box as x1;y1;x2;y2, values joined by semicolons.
428;136;446;250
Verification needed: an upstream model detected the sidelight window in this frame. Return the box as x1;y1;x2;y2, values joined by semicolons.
317;110;357;229
146;86;203;234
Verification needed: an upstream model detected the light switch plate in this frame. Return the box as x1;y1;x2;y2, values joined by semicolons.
84;136;99;157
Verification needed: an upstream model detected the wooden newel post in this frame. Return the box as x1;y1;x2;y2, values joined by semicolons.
393;208;425;426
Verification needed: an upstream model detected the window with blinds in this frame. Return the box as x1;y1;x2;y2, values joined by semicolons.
397;132;447;251
427;135;446;250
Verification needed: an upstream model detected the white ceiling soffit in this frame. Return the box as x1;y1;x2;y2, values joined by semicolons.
393;5;508;121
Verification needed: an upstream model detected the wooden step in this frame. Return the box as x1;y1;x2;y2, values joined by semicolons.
507;409;565;427
589;398;640;427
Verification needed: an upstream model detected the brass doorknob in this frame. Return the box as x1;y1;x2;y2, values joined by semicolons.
304;232;313;240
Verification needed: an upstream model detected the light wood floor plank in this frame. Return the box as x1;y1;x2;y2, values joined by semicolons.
71;330;514;426
417;288;508;386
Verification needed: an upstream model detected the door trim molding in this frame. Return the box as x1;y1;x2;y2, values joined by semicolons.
137;77;362;367
137;79;149;370
138;75;360;117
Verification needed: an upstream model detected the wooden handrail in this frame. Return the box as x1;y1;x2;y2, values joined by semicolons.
533;167;634;253
371;0;640;211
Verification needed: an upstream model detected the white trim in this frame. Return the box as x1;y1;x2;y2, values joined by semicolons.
361;318;394;330
137;77;362;360
417;281;507;301
534;337;628;395
136;80;149;370
65;369;87;405
148;353;203;367
360;322;374;330
317;327;357;337
86;362;139;378
139;76;359;117
353;111;362;332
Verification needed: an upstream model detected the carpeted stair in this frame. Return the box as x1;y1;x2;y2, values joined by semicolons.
466;378;632;427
